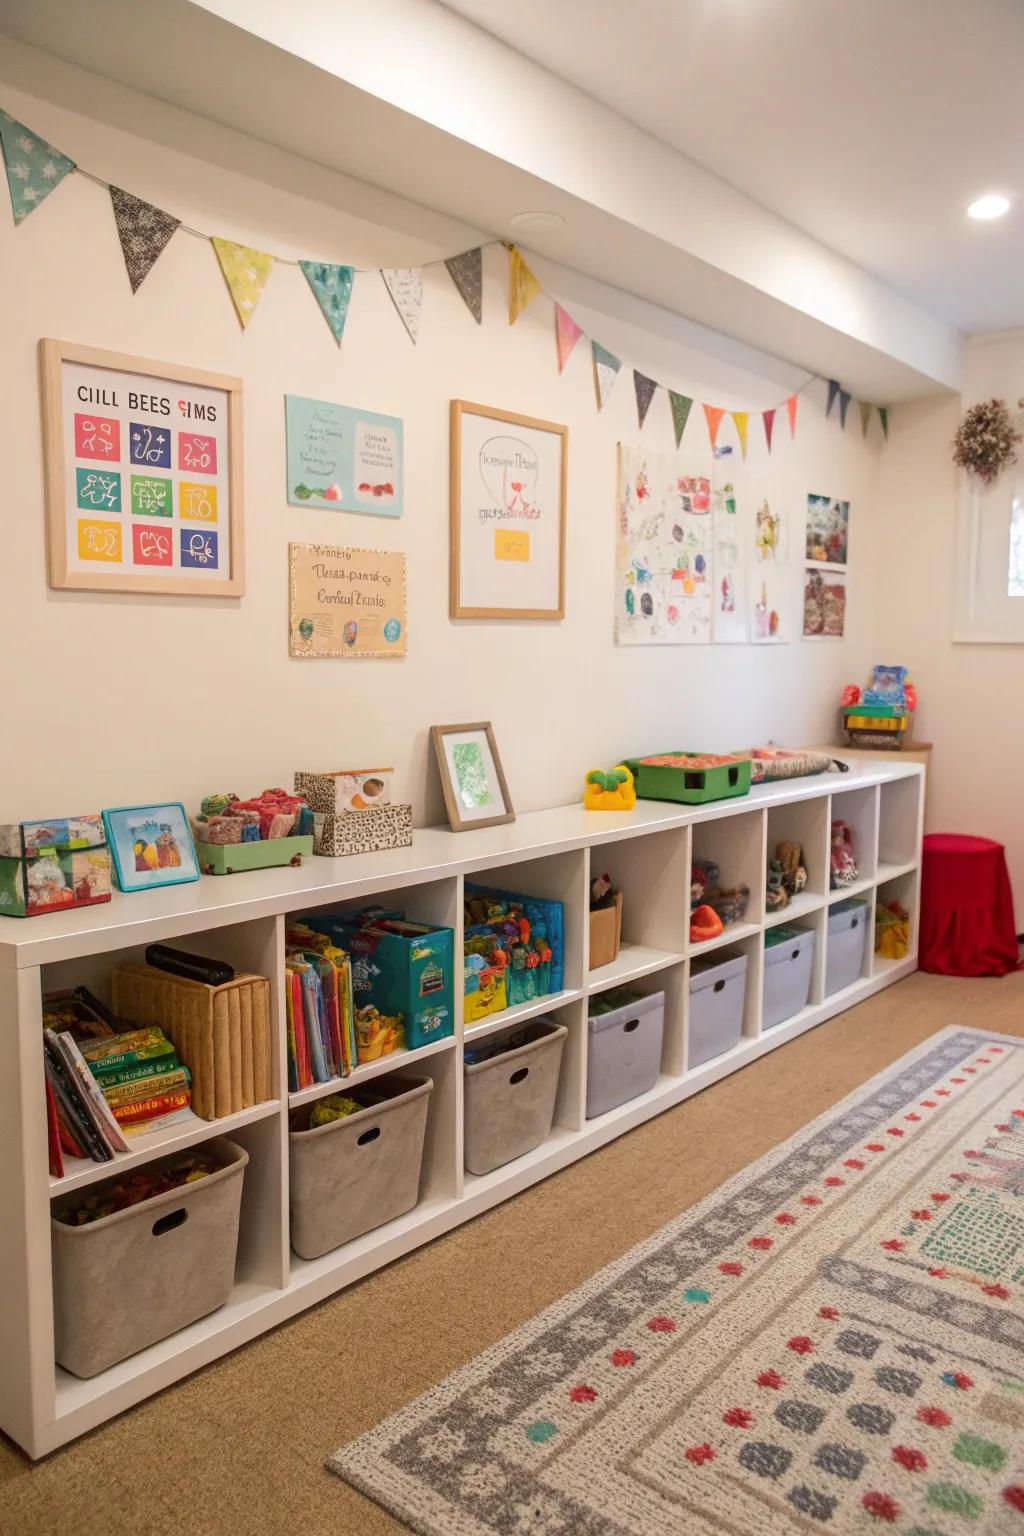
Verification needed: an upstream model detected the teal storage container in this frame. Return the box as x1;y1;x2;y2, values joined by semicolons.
304;912;454;1051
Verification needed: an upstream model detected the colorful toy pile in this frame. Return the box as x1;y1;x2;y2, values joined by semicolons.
690;857;750;942
765;841;808;913
464;885;564;1024
875;898;911;960
192;787;314;874
841;664;917;750
55;1148;220;1226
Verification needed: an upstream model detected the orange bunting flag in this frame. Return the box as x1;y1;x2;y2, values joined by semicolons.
762;408;776;453
508;244;541;325
554;303;583;372
703;404;725;451
730;410;749;459
786;393;798;438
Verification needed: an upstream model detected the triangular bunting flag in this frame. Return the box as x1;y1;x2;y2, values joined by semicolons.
838;389;851;429
786;393;798;438
826;379;841;418
634;370;657;430
445;247;482;323
668;391;693;448
731;410;749;460
762;408;776;454
879;406;889;440
0;111;74;224
508;244;541;325
300;260;354;344
109;185;179;293
703;404;726;451
211;237;273;329
592;342;621;409
554;303;583;372
858;400;872;438
381;268;423;343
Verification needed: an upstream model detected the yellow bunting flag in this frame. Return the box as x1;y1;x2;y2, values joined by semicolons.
508;244;541;325
731;410;749;459
211;237;273;329
703;404;725;451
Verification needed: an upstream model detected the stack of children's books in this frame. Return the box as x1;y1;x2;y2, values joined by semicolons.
284;921;357;1091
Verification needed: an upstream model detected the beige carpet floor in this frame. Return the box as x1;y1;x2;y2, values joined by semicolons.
3;971;1022;1536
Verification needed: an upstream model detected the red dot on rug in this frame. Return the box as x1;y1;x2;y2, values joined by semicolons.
881;1240;905;1252
916;1406;951;1428
748;1236;773;1250
982;1283;1010;1299
818;1306;840;1320
931;1192;951;1202
647;1316;676;1333
684;1443;716;1465
863;1491;900;1521
951;1077;966;1084
719;1262;743;1275
892;1445;927;1472
1003;1486;1024;1512
920;1100;937;1108
722;1407;752;1427
610;1349;635;1367
911;1210;933;1221
569;1384;597;1403
756;1369;785;1389
775;1212;796;1225
786;1335;815;1354
928;1267;947;1278
824;1177;845;1187
865;1143;886;1153
844;1158;865;1169
800;1195;823;1206
905;1113;921;1122
887;1128;905;1137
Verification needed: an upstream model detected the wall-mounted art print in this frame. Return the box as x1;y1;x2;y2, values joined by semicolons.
285;395;403;517
806;492;850;567
803;566;847;638
289;542;406;658
751;485;787;643
711;476;747;643
616;444;712;645
450;400;567;619
430;722;514;831
39;338;243;596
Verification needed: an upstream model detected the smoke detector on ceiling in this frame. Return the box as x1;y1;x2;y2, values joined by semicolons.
507;211;565;233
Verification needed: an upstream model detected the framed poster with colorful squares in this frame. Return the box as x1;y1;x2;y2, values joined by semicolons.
39;338;243;596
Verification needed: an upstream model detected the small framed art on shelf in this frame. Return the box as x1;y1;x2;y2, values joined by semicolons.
431;722;515;831
102;803;200;892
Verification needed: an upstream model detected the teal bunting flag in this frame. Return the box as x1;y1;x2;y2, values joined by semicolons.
0;110;74;223
300;260;354;344
592;342;622;409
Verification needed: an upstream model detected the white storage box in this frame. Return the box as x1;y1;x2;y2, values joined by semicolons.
763;928;816;1030
586;990;664;1119
51;1137;248;1379
464;1018;567;1175
826;899;869;996
689;952;747;1069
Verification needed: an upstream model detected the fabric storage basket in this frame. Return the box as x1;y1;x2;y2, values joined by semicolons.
464;1018;567;1175
763;928;816;1030
289;1076;432;1260
689;951;747;1069
586;990;664;1119
51;1137;248;1379
826;899;869;995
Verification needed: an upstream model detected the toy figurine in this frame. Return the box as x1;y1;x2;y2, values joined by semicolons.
766;859;788;912
776;841;808;898
691;858;719;911
830;821;858;889
583;765;637;811
875;899;910;960
691;904;724;943
708;884;751;926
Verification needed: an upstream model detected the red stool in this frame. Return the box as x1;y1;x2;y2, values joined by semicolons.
919;833;1019;977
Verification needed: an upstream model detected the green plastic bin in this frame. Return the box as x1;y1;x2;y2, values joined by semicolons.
624;753;752;805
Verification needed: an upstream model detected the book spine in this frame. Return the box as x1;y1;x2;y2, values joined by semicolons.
42;1036;110;1163
111;1087;191;1125
88;1040;176;1075
101;1066;191;1108
57;1032;131;1155
45;1075;64;1178
292;971;312;1090
92;1054;181;1089
285;969;298;1094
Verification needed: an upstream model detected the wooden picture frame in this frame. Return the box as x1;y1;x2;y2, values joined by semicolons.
431;722;515;831
39;338;244;596
450;399;567;619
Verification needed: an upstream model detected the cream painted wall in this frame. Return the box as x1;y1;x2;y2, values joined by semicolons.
0;42;882;827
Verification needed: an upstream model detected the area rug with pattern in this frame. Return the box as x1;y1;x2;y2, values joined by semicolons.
329;1027;1024;1533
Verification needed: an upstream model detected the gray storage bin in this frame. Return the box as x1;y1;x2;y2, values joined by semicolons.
464;1018;567;1175
586;990;664;1119
689;951;747;1068
51;1136;248;1379
763;928;816;1030
289;1075;431;1260
826;899;869;996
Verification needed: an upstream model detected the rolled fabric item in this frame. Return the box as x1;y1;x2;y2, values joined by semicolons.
267;811;296;839
201;816;244;846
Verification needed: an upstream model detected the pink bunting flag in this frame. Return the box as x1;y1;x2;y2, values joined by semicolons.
786;394;798;438
554;303;583;373
703;404;725;451
762;408;776;453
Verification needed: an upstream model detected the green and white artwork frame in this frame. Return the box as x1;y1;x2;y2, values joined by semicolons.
430;721;514;831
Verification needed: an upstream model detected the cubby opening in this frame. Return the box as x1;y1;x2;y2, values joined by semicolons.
690;809;765;955
828;784;878;896
878;775;922;875
765;797;828;928
587;826;688;988
873;870;918;977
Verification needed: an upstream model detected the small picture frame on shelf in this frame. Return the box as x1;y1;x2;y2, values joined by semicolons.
431;722;514;831
102;803;200;892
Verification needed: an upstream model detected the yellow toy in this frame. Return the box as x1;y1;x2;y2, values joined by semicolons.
583;765;637;812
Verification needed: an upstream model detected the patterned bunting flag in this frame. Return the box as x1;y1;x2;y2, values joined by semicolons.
786;394;798;438
668;391;693;448
592;342;621;409
554;303;583;372
634;370;657;430
381;268;423;343
858;400;872;438
879;406;889;440
445;247;482;323
838;389;851;429
508;244;541;325
0;110;74;224
703;404;725;451
826;379;841;418
731;410;749;459
762;408;776;454
300;260;354;343
109;185;180;293
211;237;273;329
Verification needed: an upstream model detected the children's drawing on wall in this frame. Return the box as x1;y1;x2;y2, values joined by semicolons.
750;486;786;643
803;567;847;638
711;477;747;643
805;493;849;566
616;444;711;644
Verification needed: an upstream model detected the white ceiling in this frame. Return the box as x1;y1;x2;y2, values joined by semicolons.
443;0;1024;335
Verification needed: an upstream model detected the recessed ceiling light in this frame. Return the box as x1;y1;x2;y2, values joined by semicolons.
967;193;1011;221
508;211;565;233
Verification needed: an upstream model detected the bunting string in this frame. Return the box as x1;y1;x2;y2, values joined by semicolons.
0;106;890;445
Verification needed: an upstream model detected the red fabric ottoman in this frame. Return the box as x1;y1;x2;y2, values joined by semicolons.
919;833;1019;977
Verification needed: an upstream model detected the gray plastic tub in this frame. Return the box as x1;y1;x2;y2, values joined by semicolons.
689;951;747;1068
763;928;816;1030
464;1018;567;1175
586;990;664;1119
289;1076;431;1259
51;1136;248;1379
826;899;869;996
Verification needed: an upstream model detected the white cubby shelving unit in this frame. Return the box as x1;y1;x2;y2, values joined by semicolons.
0;759;923;1457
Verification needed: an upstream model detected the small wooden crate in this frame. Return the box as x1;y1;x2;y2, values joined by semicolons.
589;892;623;970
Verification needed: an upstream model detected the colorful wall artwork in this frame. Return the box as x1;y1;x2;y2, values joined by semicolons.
285;395;403;517
803;567;847;638
288;542;406;658
805;492;850;566
711;477;747;643
40;339;242;596
750;484;787;643
616;444;712;644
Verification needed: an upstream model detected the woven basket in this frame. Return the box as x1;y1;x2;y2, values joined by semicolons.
111;964;272;1119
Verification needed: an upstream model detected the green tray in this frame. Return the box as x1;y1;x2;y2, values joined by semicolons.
624;753;752;805
196;834;313;875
